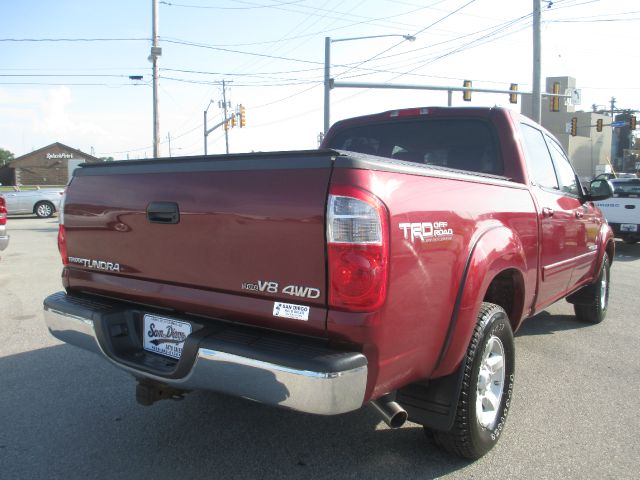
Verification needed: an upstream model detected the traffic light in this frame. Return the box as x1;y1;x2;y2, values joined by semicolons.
631;115;637;130
551;82;560;112
596;119;603;132
231;114;236;128
509;83;518;104
570;117;577;136
463;80;472;102
239;104;246;127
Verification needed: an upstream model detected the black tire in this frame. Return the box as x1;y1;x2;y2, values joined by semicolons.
34;201;55;218
573;254;610;324
429;303;515;459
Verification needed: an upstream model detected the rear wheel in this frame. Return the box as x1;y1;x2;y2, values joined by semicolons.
574;254;610;324
429;303;515;459
34;201;54;218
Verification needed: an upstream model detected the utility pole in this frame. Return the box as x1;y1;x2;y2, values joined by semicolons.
151;0;161;157
532;0;542;124
222;79;230;154
204;82;241;154
610;97;616;119
167;132;172;157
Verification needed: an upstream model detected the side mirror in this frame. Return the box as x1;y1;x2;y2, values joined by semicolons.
587;179;614;201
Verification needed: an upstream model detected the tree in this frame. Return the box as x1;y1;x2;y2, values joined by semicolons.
0;148;14;167
99;156;114;162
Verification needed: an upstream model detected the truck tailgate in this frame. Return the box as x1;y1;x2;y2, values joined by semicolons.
62;151;335;335
596;198;640;225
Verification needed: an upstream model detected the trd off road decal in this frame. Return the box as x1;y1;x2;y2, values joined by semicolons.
399;221;454;243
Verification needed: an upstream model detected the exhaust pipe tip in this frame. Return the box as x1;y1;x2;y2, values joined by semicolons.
370;393;408;429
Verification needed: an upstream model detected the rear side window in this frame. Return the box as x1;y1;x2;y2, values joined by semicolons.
545;136;582;197
520;124;558;189
327;119;503;175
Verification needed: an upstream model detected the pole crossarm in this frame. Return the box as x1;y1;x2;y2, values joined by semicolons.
332;80;573;98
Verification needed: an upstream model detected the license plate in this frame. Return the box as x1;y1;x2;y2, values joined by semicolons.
620;224;638;232
143;314;192;360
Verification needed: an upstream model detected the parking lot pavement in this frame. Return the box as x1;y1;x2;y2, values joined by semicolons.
2;217;640;479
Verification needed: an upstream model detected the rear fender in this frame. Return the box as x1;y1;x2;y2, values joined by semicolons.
431;224;527;378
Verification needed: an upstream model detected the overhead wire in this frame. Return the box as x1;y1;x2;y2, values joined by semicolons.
332;0;477;82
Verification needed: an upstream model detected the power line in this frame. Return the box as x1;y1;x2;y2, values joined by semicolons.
547;16;640;23
159;0;306;10
0;73;143;78
0;82;141;87
0;37;148;42
333;0;478;81
162;39;323;65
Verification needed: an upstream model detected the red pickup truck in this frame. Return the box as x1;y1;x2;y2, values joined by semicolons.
44;107;614;459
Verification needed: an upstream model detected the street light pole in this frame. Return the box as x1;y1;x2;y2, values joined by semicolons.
222;79;230;155
323;34;416;134
324;37;331;135
204;99;214;155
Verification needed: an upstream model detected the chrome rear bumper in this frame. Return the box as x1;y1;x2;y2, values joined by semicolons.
44;292;367;415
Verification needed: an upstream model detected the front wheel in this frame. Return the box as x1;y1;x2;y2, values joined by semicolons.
573;254;610;324
429;303;515;459
34;201;55;218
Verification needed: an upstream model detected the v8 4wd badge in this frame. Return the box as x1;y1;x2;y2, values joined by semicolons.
241;280;320;299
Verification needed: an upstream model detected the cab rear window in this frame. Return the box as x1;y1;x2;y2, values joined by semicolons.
327;119;503;176
612;180;640;197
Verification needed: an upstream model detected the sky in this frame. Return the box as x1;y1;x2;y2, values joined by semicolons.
1;0;638;160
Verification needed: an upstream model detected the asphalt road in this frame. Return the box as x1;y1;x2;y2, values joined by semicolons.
1;216;639;479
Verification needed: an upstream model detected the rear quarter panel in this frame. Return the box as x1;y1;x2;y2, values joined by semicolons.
328;165;538;399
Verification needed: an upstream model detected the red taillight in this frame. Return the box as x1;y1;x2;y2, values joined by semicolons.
0;197;6;226
327;186;389;312
58;225;68;266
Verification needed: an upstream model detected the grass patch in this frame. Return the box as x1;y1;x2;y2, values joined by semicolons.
0;185;64;192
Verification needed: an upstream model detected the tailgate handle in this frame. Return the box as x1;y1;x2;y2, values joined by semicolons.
625;205;635;209
147;202;180;224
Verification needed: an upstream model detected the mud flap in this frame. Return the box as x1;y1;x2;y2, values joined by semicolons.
396;362;465;432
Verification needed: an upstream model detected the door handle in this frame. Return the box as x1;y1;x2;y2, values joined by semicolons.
147;202;180;224
542;207;554;217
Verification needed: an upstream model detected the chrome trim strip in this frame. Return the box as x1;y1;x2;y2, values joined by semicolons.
542;250;597;279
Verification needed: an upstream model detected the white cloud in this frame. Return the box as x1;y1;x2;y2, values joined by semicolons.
33;86;107;140
39;86;72;135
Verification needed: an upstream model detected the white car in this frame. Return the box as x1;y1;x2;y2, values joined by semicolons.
0;188;64;218
594;178;640;244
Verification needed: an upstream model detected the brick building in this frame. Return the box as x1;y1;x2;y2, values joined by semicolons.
0;142;101;186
